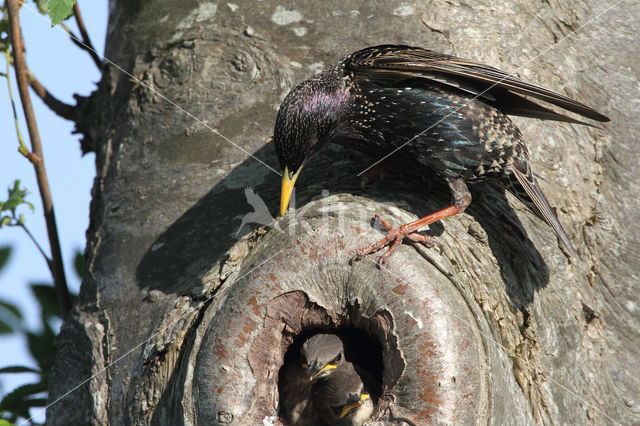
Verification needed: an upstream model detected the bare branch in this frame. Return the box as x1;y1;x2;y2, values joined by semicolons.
28;70;77;120
72;1;102;68
7;0;72;314
19;222;53;270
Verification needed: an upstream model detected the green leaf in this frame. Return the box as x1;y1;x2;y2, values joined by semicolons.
30;283;61;322
35;0;49;15
0;391;47;422
1;196;22;212
0;381;47;411
0;417;17;426
1;182;34;218
2;181;29;213
0;16;9;53
48;0;76;26
0;246;11;270
0;299;23;334
0;216;10;228
0;366;40;374
26;325;56;373
73;250;85;280
9;180;23;196
0;16;9;36
0;320;12;334
0;300;22;320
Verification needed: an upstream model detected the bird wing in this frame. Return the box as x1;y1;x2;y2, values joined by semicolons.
346;45;610;124
511;158;577;254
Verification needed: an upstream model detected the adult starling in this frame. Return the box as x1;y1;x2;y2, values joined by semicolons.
274;45;609;264
300;361;374;426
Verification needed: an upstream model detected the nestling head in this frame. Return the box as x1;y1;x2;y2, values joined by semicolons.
300;333;345;381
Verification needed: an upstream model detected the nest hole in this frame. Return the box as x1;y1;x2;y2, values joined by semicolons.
279;325;385;401
276;303;405;425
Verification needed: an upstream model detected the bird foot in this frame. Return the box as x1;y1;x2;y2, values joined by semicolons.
350;215;441;267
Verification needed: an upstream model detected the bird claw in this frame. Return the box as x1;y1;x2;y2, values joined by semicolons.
350;215;441;267
406;231;442;252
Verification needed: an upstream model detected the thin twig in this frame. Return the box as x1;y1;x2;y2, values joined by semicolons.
7;0;72;314
72;1;102;68
4;53;30;157
59;22;86;54
19;222;53;270
28;70;76;120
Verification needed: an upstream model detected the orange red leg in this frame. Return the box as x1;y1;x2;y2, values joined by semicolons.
351;178;471;267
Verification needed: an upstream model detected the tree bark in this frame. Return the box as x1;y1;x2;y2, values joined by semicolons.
48;0;639;425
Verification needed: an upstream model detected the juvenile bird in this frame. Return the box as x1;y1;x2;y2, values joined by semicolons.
279;334;345;424
301;361;374;426
301;333;345;381
273;45;609;264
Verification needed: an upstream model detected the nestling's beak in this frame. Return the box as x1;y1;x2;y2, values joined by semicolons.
308;362;338;382
280;166;302;216
339;393;370;419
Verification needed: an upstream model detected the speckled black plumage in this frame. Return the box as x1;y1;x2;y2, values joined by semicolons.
274;45;609;259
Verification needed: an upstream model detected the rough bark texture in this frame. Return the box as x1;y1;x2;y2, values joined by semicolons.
48;0;638;425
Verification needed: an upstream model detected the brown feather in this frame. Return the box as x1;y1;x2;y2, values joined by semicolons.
511;158;576;254
347;45;610;123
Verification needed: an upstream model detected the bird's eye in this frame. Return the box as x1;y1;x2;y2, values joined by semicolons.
332;353;342;363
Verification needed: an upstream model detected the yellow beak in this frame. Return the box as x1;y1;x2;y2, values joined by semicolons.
309;363;338;382
280;166;302;216
339;393;370;419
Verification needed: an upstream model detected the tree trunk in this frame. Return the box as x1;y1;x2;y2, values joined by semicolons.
47;0;638;424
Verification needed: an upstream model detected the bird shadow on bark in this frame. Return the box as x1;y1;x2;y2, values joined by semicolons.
134;145;281;295
131;143;550;423
136;142;549;304
466;181;551;307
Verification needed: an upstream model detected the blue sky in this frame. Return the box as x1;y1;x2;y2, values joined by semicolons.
0;1;107;420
